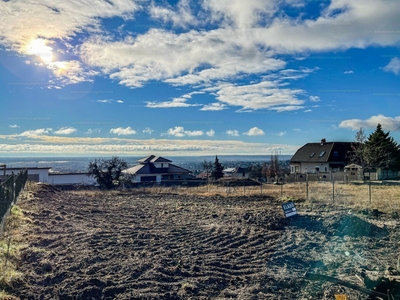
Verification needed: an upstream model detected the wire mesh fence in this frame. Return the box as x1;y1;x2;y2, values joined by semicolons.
0;169;28;231
124;178;400;213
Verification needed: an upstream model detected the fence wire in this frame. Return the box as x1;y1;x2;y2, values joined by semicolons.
0;169;28;230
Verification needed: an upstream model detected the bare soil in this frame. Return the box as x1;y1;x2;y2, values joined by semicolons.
9;185;400;299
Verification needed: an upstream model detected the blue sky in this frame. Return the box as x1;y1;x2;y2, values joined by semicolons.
1;0;400;156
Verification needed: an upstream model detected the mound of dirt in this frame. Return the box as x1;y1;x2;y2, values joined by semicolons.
325;213;388;237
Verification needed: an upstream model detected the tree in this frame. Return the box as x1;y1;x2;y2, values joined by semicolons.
211;156;224;180
364;124;400;170
88;156;128;189
248;163;262;180
348;127;367;166
202;160;213;179
266;151;280;178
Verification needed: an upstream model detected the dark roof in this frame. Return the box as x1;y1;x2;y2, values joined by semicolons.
48;172;92;176
137;155;172;163
123;163;191;175
5;167;52;170
290;142;352;163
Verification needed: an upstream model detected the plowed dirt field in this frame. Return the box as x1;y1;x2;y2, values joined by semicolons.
10;185;400;299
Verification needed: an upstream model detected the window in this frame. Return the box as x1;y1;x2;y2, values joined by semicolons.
324;167;327;172
161;163;164;167
310;152;315;157
333;151;338;157
319;151;326;157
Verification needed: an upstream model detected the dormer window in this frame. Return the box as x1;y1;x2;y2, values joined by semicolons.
319;151;326;157
333;151;338;157
161;163;164;167
310;153;315;157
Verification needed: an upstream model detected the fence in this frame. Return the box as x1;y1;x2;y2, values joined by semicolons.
125;177;400;213
0;169;28;231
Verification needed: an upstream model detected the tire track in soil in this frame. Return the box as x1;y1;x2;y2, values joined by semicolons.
12;186;400;300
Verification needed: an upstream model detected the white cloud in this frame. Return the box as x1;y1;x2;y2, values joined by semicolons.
110;126;137;135
200;103;227;111
276;131;286;136
85;128;101;135
304;109;312;112
269;105;304;112
339;114;400;130
206;129;215;137
383;57;400;75
150;0;198;28
47;60;98;85
244;127;265;136
97;99;123;104
9;125;20;128
54;127;77;134
226;129;239;136
309;96;320;102
0;0;139;53
146;94;200;108
213;81;305;112
19;128;52;137
293;128;301;132
163;126;204;137
344;70;354;74
0;138;301;156
143;127;154;134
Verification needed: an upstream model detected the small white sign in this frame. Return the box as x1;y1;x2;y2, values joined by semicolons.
282;201;298;218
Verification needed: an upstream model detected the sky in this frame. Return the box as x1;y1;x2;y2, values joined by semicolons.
0;0;400;157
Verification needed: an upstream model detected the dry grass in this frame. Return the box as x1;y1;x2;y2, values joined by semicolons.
134;181;400;213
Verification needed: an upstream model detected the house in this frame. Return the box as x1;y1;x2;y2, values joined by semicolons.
2;166;95;185
223;167;249;178
4;167;52;183
290;138;353;174
122;155;192;183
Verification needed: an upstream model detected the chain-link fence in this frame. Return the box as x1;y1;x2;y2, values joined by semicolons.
0;169;28;231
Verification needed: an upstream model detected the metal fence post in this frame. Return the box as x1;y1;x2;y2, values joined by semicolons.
306;173;309;200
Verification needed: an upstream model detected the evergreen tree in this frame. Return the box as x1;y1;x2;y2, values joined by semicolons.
211;156;224;180
364;124;400;170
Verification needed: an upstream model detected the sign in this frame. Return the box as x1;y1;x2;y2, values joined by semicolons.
334;295;348;300
281;201;298;218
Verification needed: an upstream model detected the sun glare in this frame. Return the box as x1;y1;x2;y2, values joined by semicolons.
26;39;53;63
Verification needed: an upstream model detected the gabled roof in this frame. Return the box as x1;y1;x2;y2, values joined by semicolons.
345;163;363;169
137;155;172;163
123;163;191;175
290;141;352;163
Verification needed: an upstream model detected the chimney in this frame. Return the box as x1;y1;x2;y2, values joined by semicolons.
321;138;326;145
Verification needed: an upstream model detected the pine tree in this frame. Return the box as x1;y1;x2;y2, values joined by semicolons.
364;124;400;170
211;156;224;180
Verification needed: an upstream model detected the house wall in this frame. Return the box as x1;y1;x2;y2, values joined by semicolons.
136;174;162;183
49;173;96;185
5;169;49;183
290;162;331;174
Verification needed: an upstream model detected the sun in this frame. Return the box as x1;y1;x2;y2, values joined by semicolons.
26;38;53;63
